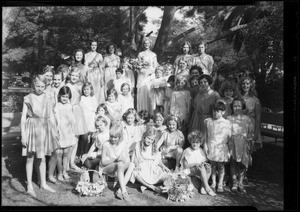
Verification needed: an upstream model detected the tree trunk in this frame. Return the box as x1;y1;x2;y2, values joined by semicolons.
37;8;44;74
153;6;179;62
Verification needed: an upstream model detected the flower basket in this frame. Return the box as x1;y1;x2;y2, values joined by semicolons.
162;172;195;202
75;170;107;197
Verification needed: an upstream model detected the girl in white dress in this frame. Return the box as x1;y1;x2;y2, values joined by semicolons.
113;68;131;95
79;82;98;155
170;76;191;126
204;101;232;193
156;115;184;172
21;75;57;197
50;86;77;182
164;75;175;117
81;116;110;170
100;124;135;201
66;67;88;172
118;83;134;115
180;130;216;196
150;66;168;114
227;97;254;193
104;88;122;124
95;103;113;131
130;127;170;193
153;112;167;141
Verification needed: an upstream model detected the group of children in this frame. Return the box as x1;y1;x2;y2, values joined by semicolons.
20;60;256;202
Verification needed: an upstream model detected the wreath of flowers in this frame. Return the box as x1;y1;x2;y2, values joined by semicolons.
162;172;195;202
75;170;107;197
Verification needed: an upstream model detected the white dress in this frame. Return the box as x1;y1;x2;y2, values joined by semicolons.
204;117;232;162
192;53;214;75
79;96;98;133
113;77;132;95
118;94;134;114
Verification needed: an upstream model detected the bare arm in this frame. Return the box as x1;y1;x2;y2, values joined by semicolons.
20;101;28;146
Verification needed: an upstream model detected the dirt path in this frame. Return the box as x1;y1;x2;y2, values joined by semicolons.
1;138;283;209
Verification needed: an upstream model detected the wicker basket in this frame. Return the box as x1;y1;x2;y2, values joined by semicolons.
75;169;107;197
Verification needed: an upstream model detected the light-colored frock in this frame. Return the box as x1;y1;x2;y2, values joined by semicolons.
130;142;167;185
79;96;98;133
122;123;145;153
99;140;129;177
118;94;134;115
204;117;232;162
192;53;214;75
189;88;220;133
92;131;110;156
170;90;191;122
124;67;135;88
136;50;158;113
103;54;120;91
54;102;77;148
105;101;122;122
113;76;132;95
180;147;207;168
21;93;59;158
85;51;105;104
66;82;88;135
157;130;185;159
174;54;194;73
227;114;253;168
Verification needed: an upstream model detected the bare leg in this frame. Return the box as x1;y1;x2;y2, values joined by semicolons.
38;157;55;192
210;161;217;188
217;162;225;188
56;150;63;175
69;137;81;170
117;162;128;194
135;174;159;192
26;155;34;189
48;151;57;182
175;147;183;171
230;159;238;189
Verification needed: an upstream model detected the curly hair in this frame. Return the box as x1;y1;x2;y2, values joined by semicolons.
237;76;258;97
213;101;226;111
106;88;118;100
138;110;151;124
189;65;203;76
187;130;205;146
96;103;109;115
199;74;213;86
109;123;124;145
73;49;85;64
95;115;108;128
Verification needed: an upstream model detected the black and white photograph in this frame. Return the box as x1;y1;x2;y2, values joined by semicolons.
1;2;297;210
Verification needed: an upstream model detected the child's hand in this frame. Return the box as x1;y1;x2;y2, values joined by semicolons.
21;138;27;148
162;166;171;173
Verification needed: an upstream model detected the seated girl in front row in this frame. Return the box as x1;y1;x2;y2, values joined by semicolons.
156;115;184;172
99;123;135;201
130;127;170;193
81;116;110;170
180;130;216;197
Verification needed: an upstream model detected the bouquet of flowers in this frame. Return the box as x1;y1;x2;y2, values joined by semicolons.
130;57;150;74
75;170;107;197
162;172;195;202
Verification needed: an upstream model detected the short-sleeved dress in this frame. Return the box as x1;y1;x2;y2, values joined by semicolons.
190;88;220;133
79;96;98;133
227;114;253;168
122;123;145;153
21;93;59;158
242;95;262;148
66;82;88;135
204;117;232;162
180;147;207;168
99;140;129;178
54;102;77;148
170;90;191;122
158;130;185;159
130;142;167;185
